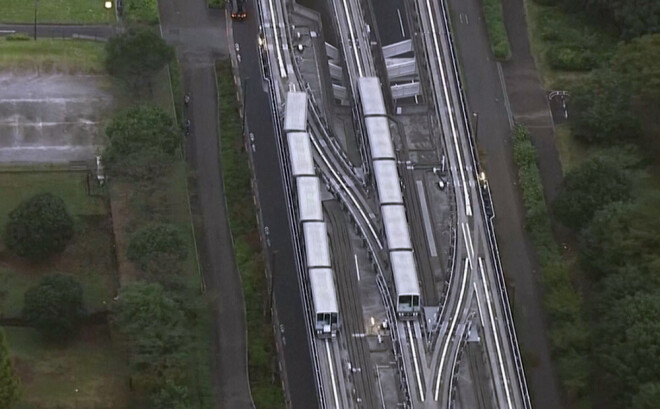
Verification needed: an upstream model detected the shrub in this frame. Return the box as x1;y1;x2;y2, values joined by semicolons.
127;222;187;270
4;193;74;262
5;33;31;41
482;0;512;60
23;274;85;343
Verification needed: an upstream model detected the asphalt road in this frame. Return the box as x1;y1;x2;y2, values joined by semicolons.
157;1;253;408
444;0;563;408
232;3;320;408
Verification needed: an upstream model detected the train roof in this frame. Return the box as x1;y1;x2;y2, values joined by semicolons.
373;160;404;205
358;77;386;117
390;250;420;296
284;92;308;132
297;176;323;222
309;268;339;314
303;221;331;268
287;131;315;177
365;117;395;160
381;204;412;250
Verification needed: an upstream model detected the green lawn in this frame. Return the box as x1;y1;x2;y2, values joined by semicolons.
4;325;130;409
0;171;115;318
0;38;106;74
0;0;115;24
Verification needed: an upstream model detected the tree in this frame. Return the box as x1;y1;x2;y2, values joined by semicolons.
105;28;174;92
127;222;187;271
149;381;191;409
586;0;660;39
570;69;641;144
23;274;85;343
0;328;20;409
632;383;660;409
553;157;631;230
102;105;180;180
112;282;190;391
613;34;660;103
580;194;660;277
4;193;74;262
596;293;660;407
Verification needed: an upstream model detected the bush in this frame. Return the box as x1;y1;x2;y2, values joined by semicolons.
207;0;225;8
0;328;20;408
23;274;85;343
127;222;187;271
482;0;512;60
5;33;31;41
4;193;74;262
123;0;159;24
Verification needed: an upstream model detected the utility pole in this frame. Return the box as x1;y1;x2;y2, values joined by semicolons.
33;0;39;40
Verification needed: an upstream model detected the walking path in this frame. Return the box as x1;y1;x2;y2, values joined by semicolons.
445;0;563;408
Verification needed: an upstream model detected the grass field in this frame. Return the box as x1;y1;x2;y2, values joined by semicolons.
5;325;129;409
0;170;115;318
0;0;115;24
0;38;106;74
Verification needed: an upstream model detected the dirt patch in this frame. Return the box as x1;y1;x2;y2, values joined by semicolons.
108;182;141;286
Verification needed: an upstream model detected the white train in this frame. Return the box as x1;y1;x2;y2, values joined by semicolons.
358;77;421;317
284;92;340;337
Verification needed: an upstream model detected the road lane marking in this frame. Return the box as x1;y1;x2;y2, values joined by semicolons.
479;258;513;409
416;180;438;257
434;259;470;400
397;9;406;37
407;321;425;401
325;339;341;408
354;253;360;281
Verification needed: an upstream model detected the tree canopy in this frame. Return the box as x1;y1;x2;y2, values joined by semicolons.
149;381;191;409
112;282;190;391
632;383;660;409
4;193;74;262
552;157;632;230
613;34;660;103
127;222;187;271
23;274;85;343
105;27;174;91
103;105;180;180
570;70;641;144
0;328;20;409
597;293;660;406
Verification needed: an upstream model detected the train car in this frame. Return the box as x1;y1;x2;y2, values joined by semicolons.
309;268;339;335
296;176;323;223
381;204;413;251
284;92;308;132
358;77;387;117
286;131;315;177
372;160;404;206
365;116;395;160
390;251;421;316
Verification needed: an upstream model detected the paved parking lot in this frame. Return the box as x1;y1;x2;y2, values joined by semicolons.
0;73;112;163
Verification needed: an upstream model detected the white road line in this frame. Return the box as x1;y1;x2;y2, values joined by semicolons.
267;0;287;78
461;222;474;269
341;0;363;77
434;259;470;401
479;258;513;409
473;282;486;328
407;321;425;401
397;9;406;37
424;0;472;217
354;253;360;281
496;63;514;129
325;339;341;409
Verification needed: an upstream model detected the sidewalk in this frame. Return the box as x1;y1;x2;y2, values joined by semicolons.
444;0;563;408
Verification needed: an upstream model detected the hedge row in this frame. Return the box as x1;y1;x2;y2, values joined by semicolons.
482;0;512;60
512;125;590;400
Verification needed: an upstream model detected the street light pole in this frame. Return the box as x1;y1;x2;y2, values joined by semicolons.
33;0;39;40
